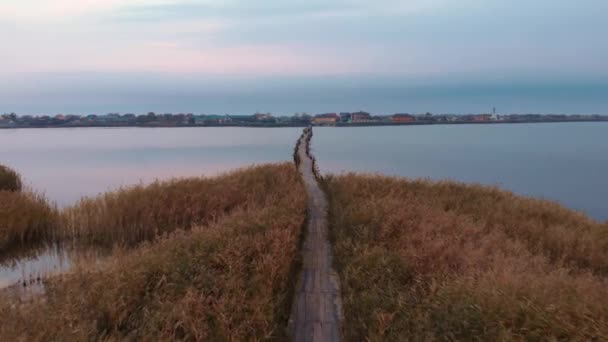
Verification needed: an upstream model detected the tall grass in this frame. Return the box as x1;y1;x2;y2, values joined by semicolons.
0;190;58;257
0;163;307;340
324;173;608;340
0;164;58;260
0;165;22;192
61;163;300;248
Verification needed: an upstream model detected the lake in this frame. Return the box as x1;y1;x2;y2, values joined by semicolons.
313;122;608;221
0;127;302;206
1;123;607;219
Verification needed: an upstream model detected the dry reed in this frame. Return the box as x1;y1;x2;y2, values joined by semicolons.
324;173;608;341
0;164;22;192
61;163;301;248
0;190;58;256
0;163;307;340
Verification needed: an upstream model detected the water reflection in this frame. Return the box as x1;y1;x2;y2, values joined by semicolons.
0;245;67;291
0;244;106;297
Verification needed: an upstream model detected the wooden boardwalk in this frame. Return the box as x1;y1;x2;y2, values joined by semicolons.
289;128;343;342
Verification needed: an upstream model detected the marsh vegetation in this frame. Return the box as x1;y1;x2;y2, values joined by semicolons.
324;173;608;340
0;165;22;192
0;164;58;259
0;163;306;340
2;155;608;340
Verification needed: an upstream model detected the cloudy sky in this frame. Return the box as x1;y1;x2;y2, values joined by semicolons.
1;0;607;114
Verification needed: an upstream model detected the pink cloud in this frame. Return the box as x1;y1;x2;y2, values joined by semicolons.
87;43;374;74
0;0;175;20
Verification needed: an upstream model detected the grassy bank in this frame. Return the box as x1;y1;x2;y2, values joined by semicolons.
324;174;608;340
0;163;307;340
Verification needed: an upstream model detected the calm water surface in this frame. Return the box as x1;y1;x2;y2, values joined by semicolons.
0;246;71;291
0;127;301;206
2;124;607;217
313;122;608;222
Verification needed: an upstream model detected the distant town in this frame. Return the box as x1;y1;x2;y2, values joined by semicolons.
1;111;607;128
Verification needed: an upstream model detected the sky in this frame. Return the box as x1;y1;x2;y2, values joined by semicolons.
1;0;607;114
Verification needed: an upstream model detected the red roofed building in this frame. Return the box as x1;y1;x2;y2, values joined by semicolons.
351;111;372;122
392;114;415;123
313;113;339;125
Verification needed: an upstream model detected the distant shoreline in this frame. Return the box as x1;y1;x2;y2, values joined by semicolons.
1;118;608;129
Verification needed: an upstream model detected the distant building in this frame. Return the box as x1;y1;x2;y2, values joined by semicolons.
351;111;372;123
227;115;257;123
0;119;15;128
194;115;229;125
339;112;351;122
94;115;129;123
254;113;273;121
392;114;415;123
472;114;492;122
313;113;339;125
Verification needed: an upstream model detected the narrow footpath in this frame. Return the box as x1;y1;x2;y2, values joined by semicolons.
289;128;343;342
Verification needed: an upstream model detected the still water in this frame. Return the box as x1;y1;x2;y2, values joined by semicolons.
1;124;607;216
0;127;302;207
313;122;608;222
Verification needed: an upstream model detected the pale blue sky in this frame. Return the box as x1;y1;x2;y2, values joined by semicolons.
1;0;607;114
